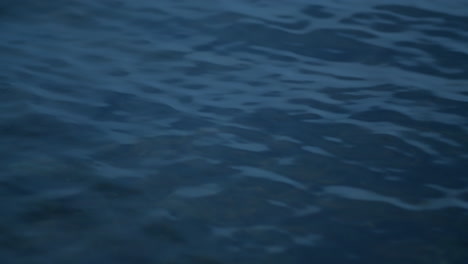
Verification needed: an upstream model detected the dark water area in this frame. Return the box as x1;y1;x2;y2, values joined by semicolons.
1;0;468;263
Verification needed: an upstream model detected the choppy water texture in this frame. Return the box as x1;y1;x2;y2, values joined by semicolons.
1;0;468;263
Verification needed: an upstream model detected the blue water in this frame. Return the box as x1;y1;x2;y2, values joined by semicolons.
1;0;468;263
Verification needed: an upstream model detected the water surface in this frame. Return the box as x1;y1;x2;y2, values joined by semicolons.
1;0;468;263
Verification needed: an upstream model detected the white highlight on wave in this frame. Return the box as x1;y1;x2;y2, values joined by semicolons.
323;184;468;211
232;166;307;190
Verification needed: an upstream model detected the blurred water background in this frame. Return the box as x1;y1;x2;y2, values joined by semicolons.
1;0;468;263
